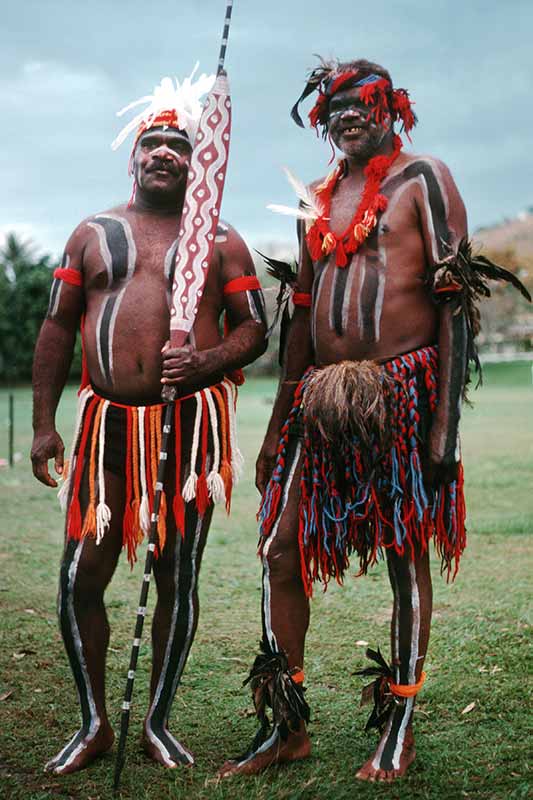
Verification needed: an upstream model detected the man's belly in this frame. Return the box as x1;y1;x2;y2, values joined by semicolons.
83;291;223;403
313;305;438;366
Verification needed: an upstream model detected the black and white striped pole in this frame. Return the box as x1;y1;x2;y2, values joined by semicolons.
216;0;233;75
113;1;235;792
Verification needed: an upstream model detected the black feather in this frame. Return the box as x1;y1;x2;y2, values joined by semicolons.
355;647;396;733
428;238;532;393
290;63;334;128
290;69;326;128
256;250;298;287
255;250;299;350
231;638;310;762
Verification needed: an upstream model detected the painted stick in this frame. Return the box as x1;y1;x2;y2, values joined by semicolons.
164;60;232;363
113;1;235;792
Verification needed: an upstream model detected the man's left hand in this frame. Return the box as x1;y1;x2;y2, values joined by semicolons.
425;456;459;488
161;343;213;386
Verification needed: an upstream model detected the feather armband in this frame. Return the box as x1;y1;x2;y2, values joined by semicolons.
428;238;531;384
255;250;301;361
241;638;310;754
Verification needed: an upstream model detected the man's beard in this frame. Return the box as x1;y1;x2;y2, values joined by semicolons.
335;126;391;163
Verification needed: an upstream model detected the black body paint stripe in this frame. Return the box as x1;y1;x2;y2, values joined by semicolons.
250;288;267;326
360;258;380;342
444;307;467;458
59;540;92;736
99;296;119;384
380;710;406;769
48;279;61;316
332;259;350;336
93;217;129;282
382;162;451;259
149;511;205;729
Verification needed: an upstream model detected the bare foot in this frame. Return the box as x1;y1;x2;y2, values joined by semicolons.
356;717;416;782
45;722;114;775
142;723;194;768
218;726;311;777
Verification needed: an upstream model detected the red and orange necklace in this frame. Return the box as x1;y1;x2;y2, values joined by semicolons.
306;133;403;267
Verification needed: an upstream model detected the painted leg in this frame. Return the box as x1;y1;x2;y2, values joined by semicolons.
220;438;311;777
356;548;432;782
45;472;124;775
143;503;213;768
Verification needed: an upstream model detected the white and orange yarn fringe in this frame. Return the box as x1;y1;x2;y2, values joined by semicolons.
58;381;242;565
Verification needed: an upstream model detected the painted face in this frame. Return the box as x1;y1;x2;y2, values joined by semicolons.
328;86;391;159
133;127;192;195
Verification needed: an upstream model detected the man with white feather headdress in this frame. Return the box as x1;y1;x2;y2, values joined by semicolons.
31;66;266;775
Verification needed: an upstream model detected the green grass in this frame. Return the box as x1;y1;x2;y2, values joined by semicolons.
0;363;532;800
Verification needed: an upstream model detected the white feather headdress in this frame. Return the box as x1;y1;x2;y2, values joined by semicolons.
111;63;215;151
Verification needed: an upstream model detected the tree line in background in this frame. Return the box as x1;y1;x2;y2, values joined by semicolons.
0;232;531;385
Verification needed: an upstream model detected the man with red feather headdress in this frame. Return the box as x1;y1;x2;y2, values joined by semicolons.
220;57;529;782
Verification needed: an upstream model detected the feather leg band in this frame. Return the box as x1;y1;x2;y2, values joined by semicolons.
355;647;425;733
232;638;310;761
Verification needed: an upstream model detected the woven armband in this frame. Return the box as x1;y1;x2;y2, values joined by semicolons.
53;267;83;287
293;292;312;307
223;275;262;295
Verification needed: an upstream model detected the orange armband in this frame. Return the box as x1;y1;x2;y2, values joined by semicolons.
53;267;83;287
293;292;312;307
223;275;262;295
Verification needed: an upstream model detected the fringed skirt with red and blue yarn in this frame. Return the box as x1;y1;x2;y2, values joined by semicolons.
258;346;466;596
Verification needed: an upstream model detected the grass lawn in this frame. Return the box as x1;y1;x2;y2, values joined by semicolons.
0;363;531;800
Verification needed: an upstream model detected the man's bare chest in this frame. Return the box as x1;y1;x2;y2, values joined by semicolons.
84;214;180;290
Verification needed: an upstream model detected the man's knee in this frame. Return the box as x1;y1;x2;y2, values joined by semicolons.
66;546;112;599
263;526;301;586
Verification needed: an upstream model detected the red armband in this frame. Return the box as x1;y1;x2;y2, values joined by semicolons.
293;292;312;307
53;267;83;287
223;275;262;295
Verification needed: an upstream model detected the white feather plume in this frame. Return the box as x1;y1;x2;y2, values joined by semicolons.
267;167;327;222
111;63;215;151
283;168;324;219
266;204;321;221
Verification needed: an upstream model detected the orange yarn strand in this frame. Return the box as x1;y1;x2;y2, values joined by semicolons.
81;399;104;538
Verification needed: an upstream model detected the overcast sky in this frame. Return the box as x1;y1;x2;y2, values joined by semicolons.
1;0;532;259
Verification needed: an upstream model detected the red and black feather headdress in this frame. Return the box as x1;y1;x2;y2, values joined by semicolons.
291;58;417;140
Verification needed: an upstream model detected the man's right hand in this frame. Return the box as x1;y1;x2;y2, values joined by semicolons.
255;438;279;495
31;430;65;487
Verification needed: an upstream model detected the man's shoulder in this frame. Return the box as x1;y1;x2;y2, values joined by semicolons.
309;174;329;192
396;151;454;179
85;203;130;224
215;219;248;249
67;204;129;244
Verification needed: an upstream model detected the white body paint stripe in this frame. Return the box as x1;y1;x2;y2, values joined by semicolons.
341;254;358;332
87;222;113;286
95;213;138;281
357;262;366;339
55;540;100;771
233;726;280;767
262;442;302;652
145;516;203;765
106;286;127;384
373;271;386;342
